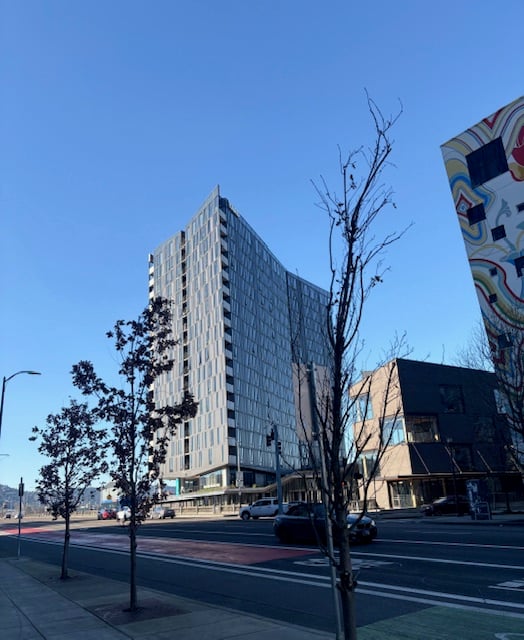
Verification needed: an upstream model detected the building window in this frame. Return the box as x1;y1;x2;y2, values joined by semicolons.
381;416;405;445
466;203;486;225
356;393;373;422
488;293;498;303
439;384;464;414
474;416;496;443
360;450;380;480
491;225;506;241
515;256;524;277
466;137;509;188
450;445;474;472
489;267;497;276
406;415;438;443
494;389;508;414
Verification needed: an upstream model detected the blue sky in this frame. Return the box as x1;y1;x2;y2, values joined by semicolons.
1;1;522;490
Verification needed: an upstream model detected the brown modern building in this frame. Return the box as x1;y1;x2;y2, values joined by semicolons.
350;358;521;511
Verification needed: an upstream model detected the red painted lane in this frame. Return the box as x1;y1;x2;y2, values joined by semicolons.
0;525;50;536
3;527;317;565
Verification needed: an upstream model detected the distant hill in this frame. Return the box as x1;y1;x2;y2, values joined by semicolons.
0;483;40;511
0;483;101;513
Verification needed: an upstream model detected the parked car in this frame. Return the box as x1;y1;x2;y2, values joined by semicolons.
3;511;22;519
97;508;117;520
116;506;131;522
273;502;377;545
420;496;471;516
150;506;176;519
239;498;290;520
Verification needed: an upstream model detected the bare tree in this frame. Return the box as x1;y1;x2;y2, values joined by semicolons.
297;96;407;640
455;313;524;473
71;297;198;611
454;319;494;372
485;312;524;471
29;399;107;579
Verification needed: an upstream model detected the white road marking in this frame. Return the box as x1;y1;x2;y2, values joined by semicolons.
295;557;392;569
491;580;524;593
384;538;524;551
352;550;524;571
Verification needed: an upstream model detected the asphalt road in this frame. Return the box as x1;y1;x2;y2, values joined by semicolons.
1;516;523;634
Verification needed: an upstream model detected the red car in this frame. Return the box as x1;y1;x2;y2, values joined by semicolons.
97;508;116;520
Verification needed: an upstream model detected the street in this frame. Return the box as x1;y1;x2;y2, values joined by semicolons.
1;515;523;635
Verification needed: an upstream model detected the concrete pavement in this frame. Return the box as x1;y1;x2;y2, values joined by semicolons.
376;508;524;525
0;556;334;640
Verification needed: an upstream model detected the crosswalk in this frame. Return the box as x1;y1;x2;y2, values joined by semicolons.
294;556;393;569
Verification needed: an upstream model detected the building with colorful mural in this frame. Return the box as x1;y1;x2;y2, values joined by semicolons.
441;96;524;462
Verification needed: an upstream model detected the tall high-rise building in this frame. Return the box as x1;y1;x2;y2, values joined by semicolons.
441;96;524;458
149;187;330;494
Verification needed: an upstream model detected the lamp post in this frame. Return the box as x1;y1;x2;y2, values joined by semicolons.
0;370;42;442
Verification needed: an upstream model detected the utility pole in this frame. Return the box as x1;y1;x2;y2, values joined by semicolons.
17;477;24;560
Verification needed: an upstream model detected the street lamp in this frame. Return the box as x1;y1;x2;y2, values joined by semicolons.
0;370;42;442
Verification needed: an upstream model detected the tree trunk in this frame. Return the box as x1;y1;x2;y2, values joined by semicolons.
128;521;138;611
338;537;357;640
61;514;70;580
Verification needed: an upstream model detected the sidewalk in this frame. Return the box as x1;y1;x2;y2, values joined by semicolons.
0;556;334;640
422;512;524;525
375;508;524;525
3;551;524;640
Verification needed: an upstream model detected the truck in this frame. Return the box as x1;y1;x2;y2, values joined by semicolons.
239;498;289;520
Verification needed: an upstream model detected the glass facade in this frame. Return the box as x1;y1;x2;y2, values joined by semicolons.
149;186;330;489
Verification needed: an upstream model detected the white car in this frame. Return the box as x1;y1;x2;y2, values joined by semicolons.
239;498;289;520
149;506;176;519
116;506;131;522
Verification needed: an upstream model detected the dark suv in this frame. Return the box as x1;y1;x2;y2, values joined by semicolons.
421;496;470;516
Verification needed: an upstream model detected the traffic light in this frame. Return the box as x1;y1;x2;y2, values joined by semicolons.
266;434;272;447
277;441;282;454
